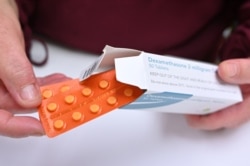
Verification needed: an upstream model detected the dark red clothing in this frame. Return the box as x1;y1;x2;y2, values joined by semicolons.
16;0;249;63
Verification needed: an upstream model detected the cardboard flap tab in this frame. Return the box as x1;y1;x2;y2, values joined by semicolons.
79;45;141;81
115;54;147;89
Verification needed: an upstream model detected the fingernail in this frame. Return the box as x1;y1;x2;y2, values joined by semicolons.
20;84;39;101
225;63;238;77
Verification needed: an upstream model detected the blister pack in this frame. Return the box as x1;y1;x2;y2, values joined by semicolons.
38;69;144;137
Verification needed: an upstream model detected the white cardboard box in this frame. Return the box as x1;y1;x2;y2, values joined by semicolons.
80;46;243;115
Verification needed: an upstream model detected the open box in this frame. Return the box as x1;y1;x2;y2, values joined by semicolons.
80;46;243;115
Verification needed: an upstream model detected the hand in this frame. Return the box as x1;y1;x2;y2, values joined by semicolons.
186;58;250;130
0;0;70;138
0;74;70;138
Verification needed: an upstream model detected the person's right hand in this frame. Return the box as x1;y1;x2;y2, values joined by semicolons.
0;0;70;138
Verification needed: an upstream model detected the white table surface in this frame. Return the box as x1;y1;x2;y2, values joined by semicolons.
0;41;250;166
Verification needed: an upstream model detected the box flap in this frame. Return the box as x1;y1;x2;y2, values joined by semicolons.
115;54;148;89
79;45;141;81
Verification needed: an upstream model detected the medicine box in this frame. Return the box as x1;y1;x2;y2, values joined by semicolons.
80;46;243;115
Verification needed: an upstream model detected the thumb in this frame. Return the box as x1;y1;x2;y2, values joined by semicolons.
218;59;250;84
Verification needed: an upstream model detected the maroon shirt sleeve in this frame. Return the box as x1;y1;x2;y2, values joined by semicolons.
220;0;250;60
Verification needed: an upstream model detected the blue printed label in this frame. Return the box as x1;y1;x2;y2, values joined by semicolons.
122;92;192;109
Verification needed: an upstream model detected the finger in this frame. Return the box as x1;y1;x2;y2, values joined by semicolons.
0;109;44;138
37;73;72;86
0;74;70;112
0;5;41;108
0;80;21;110
186;91;250;130
218;58;250;84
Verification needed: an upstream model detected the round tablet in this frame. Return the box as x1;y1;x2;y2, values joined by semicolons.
42;89;53;99
53;120;65;130
107;96;117;105
124;88;133;97
99;80;109;89
82;87;92;97
72;112;83;121
64;95;75;104
90;104;101;113
47;103;58;112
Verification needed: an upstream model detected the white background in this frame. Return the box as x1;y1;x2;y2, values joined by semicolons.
0;41;250;166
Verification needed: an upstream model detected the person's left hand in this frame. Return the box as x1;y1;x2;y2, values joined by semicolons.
0;73;70;138
186;58;250;130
